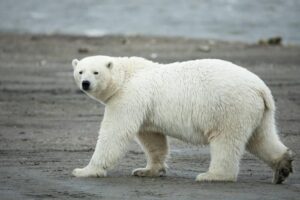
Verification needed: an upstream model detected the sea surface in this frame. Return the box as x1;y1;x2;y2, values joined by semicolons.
0;0;299;43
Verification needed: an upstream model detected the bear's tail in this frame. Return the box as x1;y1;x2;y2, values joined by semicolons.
260;86;275;112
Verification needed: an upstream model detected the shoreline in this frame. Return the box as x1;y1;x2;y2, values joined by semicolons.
2;32;299;46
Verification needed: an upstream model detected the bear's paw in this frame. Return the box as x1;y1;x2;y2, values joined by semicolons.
72;166;107;178
132;167;166;177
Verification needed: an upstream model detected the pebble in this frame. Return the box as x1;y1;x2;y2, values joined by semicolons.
78;47;89;53
196;45;211;52
150;53;158;59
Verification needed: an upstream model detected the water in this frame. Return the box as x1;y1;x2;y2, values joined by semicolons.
0;0;299;44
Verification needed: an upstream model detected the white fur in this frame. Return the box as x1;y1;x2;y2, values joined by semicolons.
72;56;289;182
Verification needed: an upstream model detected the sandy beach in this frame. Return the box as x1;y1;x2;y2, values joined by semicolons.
0;33;299;199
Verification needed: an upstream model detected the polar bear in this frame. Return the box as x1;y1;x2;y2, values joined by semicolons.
71;56;293;183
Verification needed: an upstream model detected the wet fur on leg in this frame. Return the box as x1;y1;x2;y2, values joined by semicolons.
273;149;295;184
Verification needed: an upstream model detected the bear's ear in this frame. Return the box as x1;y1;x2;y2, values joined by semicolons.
72;59;79;70
106;61;113;69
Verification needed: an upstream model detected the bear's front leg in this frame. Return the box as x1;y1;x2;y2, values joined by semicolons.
73;114;139;178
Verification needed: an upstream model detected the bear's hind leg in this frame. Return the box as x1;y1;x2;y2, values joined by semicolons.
246;113;294;184
132;131;168;177
196;131;249;182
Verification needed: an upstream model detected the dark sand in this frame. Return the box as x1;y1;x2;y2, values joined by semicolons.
0;33;299;199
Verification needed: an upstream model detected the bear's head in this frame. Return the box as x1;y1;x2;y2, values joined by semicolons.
72;56;124;103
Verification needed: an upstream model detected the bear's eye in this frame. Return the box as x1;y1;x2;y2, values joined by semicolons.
79;71;83;75
93;72;99;75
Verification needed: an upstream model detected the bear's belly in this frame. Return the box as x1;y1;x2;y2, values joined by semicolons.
141;119;209;145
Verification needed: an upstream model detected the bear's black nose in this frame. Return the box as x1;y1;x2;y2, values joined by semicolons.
82;80;90;91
